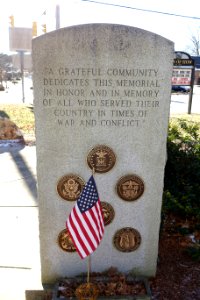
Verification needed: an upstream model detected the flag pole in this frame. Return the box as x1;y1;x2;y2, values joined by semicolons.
87;255;91;283
87;168;95;284
92;167;95;177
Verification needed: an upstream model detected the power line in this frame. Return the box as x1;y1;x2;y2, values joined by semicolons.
81;0;200;20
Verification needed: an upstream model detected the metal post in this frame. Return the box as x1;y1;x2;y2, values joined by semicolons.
56;5;60;29
19;50;25;103
87;255;91;283
188;66;195;114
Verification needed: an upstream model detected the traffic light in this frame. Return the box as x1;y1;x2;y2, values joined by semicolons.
32;21;37;37
9;15;14;27
42;24;46;33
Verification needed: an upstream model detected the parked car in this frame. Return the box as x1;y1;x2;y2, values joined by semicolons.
172;85;190;93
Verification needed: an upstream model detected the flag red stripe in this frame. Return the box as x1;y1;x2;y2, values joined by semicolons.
68;208;91;258
96;200;104;234
88;205;103;241
91;201;104;237
82;211;100;245
85;202;103;241
73;206;97;252
70;219;90;257
69;203;101;257
66;219;87;259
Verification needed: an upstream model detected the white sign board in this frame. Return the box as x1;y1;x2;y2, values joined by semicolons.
9;27;32;51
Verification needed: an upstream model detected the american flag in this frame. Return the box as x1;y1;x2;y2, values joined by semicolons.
66;175;104;259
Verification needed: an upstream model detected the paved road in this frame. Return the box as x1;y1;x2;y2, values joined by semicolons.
170;86;200;115
0;145;42;300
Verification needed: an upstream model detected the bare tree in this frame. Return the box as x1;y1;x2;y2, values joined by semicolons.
186;29;200;56
191;33;200;55
0;53;12;71
0;53;12;84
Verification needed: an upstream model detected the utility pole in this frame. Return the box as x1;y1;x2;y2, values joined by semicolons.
188;65;195;114
18;50;25;103
56;4;60;29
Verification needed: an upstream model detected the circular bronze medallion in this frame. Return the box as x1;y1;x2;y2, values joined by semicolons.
101;202;115;226
57;174;85;201
58;228;76;252
116;174;144;201
113;227;141;252
87;145;116;173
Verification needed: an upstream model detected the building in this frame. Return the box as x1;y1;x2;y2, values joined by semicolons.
192;56;200;85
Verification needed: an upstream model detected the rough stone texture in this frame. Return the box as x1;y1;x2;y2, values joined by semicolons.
25;290;52;300
32;24;174;283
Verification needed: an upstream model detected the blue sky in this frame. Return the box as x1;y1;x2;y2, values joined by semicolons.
0;0;199;53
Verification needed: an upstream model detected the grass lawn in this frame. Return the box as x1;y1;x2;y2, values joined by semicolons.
171;113;200;123
0;104;35;135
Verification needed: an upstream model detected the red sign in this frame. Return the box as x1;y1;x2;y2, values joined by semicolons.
172;68;192;86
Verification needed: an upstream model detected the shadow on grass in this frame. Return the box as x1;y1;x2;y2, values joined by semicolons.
0;110;10;119
27;105;34;113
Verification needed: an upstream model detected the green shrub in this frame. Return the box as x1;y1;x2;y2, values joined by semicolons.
185;244;200;261
163;118;200;219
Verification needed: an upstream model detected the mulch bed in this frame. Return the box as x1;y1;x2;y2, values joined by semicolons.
150;214;200;300
55;269;149;299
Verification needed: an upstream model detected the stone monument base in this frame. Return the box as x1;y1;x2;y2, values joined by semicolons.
25;274;152;300
51;270;152;300
25;289;53;300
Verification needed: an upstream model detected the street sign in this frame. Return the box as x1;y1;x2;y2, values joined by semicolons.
9;27;32;103
9;27;32;52
173;58;194;66
173;51;195;114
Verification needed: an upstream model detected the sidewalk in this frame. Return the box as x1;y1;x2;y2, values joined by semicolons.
0;144;43;300
0;78;33;105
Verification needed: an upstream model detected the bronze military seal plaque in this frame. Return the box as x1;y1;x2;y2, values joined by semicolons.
87;145;116;173
113;227;141;252
116;174;144;201
57;174;85;201
101;202;115;226
58;228;76;252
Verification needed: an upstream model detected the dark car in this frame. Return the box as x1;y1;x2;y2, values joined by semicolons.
172;85;190;93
